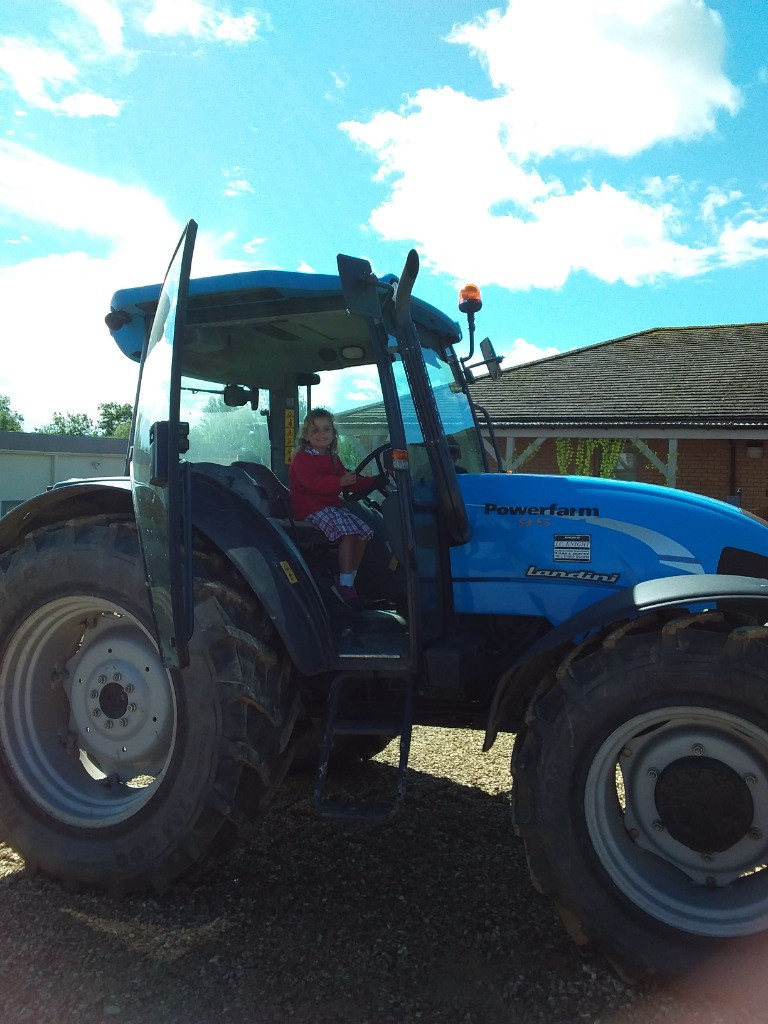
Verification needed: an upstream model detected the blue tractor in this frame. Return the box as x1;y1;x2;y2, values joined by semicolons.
2;221;768;980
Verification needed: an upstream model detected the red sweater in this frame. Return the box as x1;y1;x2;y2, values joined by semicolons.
289;448;370;520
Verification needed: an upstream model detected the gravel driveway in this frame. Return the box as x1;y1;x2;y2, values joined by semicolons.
1;727;767;1023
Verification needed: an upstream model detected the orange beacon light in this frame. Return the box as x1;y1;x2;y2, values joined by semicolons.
459;283;482;315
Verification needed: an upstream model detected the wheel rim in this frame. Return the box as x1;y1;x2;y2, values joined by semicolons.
585;705;768;937
0;596;176;827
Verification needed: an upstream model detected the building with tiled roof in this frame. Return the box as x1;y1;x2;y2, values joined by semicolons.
468;323;768;513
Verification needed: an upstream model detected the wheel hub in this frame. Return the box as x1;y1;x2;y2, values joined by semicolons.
655;755;754;853
63;617;173;778
98;681;129;720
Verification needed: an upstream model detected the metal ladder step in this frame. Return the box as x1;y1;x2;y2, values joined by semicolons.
332;719;402;736
314;674;414;823
316;800;402;824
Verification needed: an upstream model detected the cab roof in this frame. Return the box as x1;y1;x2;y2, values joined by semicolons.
107;267;462;388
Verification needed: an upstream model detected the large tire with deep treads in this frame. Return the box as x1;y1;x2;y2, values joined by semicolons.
512;610;768;981
0;514;298;895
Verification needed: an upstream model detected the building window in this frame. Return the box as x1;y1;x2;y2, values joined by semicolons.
614;450;638;481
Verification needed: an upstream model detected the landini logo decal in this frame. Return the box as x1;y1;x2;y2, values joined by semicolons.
526;565;620;585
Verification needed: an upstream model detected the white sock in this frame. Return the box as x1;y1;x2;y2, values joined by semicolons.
339;572;356;587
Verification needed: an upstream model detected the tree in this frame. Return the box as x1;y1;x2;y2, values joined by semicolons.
0;396;23;431
97;402;132;438
37;412;97;437
187;396;268;462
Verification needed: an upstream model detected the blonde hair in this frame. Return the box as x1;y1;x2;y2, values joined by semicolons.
295;407;338;455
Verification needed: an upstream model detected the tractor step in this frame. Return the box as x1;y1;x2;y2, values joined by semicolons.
315;800;401;824
332;719;401;735
314;674;414;822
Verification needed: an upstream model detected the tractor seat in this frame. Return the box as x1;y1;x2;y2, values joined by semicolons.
231;461;332;549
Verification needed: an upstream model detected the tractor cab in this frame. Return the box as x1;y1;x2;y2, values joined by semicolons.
107;224;499;694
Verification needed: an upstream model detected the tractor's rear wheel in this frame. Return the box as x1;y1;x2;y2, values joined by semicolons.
0;515;297;894
512;612;768;981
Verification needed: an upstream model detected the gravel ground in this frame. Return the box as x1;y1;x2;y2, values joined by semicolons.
1;726;767;1024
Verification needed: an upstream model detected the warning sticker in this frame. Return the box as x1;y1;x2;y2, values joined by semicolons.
280;560;298;584
554;534;591;562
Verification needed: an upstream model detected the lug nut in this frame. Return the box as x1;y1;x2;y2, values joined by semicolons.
692;744;704;756
89;690;99;699
112;672;121;682
92;709;101;718
647;768;659;780
127;703;137;713
745;774;758;786
652;820;664;832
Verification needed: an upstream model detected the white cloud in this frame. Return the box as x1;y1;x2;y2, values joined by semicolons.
0;141;178;260
341;0;767;292
0;139;285;283
324;70;349;102
700;187;743;224
718;216;768;267
447;0;740;159
0;253;140;430
58;91;123;116
0;36;122;117
499;338;559;367
57;0;126;55
0;142;267;277
243;236;268;255
222;167;255;197
0;142;266;427
0;0;262;121
142;1;265;44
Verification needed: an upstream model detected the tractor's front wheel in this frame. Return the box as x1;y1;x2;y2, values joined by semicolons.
512;612;768;980
0;515;297;894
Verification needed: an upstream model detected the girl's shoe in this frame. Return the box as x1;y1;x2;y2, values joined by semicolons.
332;577;363;610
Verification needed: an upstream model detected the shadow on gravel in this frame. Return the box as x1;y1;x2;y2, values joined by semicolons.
0;752;765;1024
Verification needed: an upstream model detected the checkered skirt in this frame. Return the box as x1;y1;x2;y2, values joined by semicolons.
305;505;373;542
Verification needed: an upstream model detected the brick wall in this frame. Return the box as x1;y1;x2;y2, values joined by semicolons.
494;435;768;514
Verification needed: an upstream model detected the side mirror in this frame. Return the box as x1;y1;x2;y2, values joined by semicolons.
223;384;256;408
480;337;503;381
337;254;384;319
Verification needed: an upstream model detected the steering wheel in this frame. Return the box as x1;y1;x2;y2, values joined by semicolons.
343;443;393;501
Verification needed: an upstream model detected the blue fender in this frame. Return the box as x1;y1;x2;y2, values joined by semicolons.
484;572;768;749
0;478;133;549
189;471;334;675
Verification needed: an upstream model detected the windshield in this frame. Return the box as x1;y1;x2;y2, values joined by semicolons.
176;361;389;476
171;299;483;483
391;336;485;477
180;377;271;465
311;363;388;468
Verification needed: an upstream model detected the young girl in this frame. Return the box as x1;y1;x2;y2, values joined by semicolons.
289;408;376;609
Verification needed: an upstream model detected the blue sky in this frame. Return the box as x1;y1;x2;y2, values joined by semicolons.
0;0;766;429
